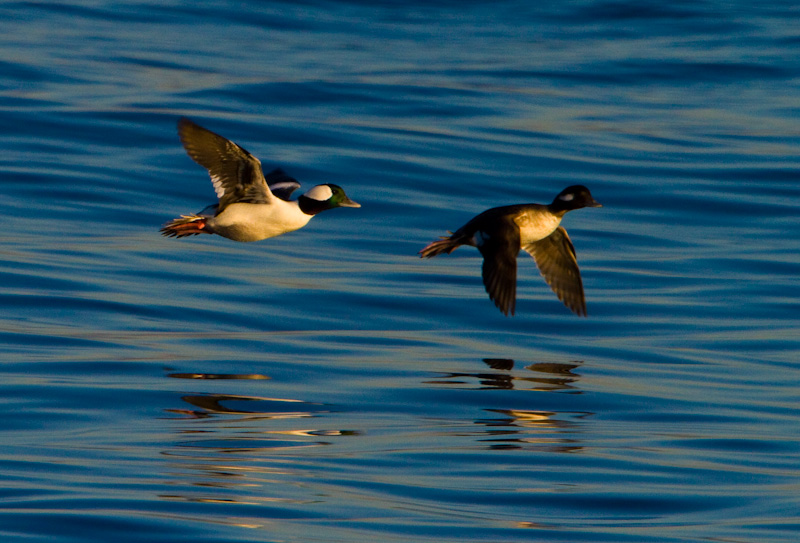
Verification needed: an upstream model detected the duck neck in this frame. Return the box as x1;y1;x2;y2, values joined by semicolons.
298;195;331;216
547;202;570;217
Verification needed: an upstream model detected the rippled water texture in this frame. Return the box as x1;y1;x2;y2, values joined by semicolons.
1;1;799;542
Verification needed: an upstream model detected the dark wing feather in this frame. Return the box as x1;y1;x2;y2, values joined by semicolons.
523;226;587;316
177;118;272;211
264;168;301;201
477;216;520;316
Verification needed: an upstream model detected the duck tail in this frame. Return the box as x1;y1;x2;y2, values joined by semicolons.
160;215;211;238
419;233;463;258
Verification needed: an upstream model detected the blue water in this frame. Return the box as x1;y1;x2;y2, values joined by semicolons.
1;1;799;541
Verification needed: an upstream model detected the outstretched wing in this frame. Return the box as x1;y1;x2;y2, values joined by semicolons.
476;216;520;316
178;118;272;211
523;226;587;316
264;168;301;201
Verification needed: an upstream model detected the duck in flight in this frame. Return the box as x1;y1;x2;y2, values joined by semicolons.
161;118;360;242
419;186;601;316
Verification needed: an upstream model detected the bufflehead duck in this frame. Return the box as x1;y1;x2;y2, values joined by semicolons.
161;118;360;242
419;186;601;316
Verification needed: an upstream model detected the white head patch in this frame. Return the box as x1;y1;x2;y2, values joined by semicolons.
304;184;333;201
559;192;574;202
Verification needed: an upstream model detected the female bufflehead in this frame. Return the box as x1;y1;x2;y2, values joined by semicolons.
419;186;601;316
161;118;360;242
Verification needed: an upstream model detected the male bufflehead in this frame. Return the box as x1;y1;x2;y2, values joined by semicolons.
161;118;360;242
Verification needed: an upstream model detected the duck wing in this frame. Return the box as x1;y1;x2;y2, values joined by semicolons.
523;226;587;316
178;118;273;212
476;215;520;317
264;168;301;201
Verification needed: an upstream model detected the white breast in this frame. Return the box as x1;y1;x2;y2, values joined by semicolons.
515;210;562;245
208;201;312;242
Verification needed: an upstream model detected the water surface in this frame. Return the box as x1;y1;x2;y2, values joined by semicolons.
1;1;799;542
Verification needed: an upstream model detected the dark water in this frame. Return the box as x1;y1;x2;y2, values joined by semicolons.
1;1;799;541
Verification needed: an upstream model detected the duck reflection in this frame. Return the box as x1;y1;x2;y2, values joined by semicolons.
425;359;591;451
482;358;515;370
176;393;320;419
476;409;591;452
426;358;583;392
161;371;357;510
165;371;319;420
167;372;271;380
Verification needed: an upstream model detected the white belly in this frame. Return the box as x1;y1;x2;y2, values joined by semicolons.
515;210;562;245
208;201;312;242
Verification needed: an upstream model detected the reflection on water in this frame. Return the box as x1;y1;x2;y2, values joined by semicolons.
166;372;318;419
520;361;582;392
157;360;593;518
175;394;321;417
424;359;589;451
160;375;357;516
482;358;515;370
426;358;583;392
168;373;271;380
477;410;590;452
